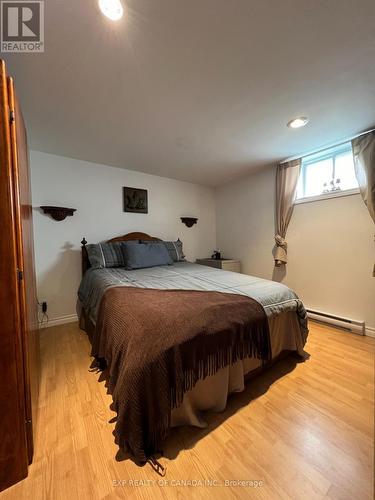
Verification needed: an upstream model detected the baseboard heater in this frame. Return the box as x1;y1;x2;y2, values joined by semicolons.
306;309;365;335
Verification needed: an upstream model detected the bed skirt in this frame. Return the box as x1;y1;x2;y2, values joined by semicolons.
170;310;304;427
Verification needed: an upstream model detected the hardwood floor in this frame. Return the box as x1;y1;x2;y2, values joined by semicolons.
1;321;373;500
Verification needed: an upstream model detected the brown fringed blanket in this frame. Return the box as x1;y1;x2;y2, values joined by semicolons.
92;286;271;463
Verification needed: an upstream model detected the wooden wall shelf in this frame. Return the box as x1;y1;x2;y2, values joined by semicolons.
180;217;198;228
41;206;76;221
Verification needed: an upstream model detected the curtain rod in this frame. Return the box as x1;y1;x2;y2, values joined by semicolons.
280;127;375;164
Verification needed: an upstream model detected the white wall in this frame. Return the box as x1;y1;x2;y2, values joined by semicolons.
30;151;216;324
216;165;375;332
31;151;374;332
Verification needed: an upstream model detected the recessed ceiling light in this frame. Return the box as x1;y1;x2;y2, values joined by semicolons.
287;117;309;129
99;0;123;21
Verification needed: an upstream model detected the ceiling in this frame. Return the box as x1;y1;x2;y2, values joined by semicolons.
2;0;375;186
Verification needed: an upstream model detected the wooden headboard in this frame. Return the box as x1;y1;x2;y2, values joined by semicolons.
81;232;161;275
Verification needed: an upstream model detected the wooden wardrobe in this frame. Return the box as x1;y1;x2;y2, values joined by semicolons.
0;59;40;491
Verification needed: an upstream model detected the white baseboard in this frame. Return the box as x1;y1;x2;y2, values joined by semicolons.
365;326;375;338
39;314;78;329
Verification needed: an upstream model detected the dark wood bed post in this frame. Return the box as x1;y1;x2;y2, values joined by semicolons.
81;238;88;275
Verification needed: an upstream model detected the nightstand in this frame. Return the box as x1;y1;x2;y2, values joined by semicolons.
196;258;241;273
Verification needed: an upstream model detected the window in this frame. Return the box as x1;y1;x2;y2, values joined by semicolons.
295;142;359;202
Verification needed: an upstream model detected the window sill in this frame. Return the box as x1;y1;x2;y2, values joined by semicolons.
295;188;360;205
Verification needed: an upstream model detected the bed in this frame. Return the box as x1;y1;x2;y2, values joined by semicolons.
78;232;308;465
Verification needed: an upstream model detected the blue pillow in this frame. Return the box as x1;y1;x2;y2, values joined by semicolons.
122;243;173;270
87;242;125;269
87;240;139;269
141;239;186;262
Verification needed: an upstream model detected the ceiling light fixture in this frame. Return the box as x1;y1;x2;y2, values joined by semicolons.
99;0;123;20
287;117;309;129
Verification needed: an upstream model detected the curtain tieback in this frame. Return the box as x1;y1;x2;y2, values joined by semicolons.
274;235;287;266
275;235;287;249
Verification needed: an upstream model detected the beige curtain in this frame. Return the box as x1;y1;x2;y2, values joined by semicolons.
352;131;375;276
352;131;375;223
274;159;301;266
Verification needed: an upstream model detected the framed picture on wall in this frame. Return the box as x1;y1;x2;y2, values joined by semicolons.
123;187;148;214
